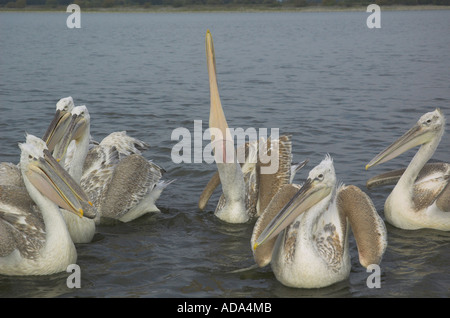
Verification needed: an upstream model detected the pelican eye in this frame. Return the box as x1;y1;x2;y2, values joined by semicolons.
422;118;433;126
317;174;324;181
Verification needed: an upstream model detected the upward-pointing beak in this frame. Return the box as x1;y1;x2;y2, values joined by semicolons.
206;30;234;164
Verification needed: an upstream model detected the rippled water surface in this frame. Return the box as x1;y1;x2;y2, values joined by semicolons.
0;10;449;298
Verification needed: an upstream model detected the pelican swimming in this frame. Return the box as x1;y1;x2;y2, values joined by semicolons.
366;109;449;231
251;155;387;288
46;104;173;226
0;135;96;276
203;30;305;223
0;97;96;244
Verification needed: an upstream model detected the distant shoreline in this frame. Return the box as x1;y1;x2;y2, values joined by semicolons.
1;4;450;13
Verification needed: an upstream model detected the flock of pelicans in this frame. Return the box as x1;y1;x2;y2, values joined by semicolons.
0;30;449;290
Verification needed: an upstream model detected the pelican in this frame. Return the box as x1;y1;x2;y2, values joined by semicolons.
252;155;387;288
203;30;305;223
366;109;449;231
47;105;172;226
0;135;96;276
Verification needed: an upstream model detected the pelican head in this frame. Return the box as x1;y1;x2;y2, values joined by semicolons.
57;97;75;111
254;155;335;250
366;108;445;170
52;105;90;162
19;134;95;219
42;97;75;152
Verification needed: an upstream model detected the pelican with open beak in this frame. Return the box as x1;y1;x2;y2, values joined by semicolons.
204;30;305;223
205;29;246;223
366;109;449;231
0;134;96;276
252;155;387;288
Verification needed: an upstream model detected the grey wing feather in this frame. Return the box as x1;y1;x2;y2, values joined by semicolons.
99;154;163;219
337;185;387;267
413;163;449;212
82;144;120;177
100;131;150;159
436;179;450;212
241;141;259;218
0;162;24;187
81;146;118;209
0;186;45;259
257;135;293;215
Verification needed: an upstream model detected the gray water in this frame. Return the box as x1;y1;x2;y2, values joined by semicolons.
0;9;449;298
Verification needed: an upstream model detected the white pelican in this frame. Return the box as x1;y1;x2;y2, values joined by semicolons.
252;155;387;288
0;135;96;276
204;30;305;223
366;109;449;231
48;105;173;226
0;97;94;244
